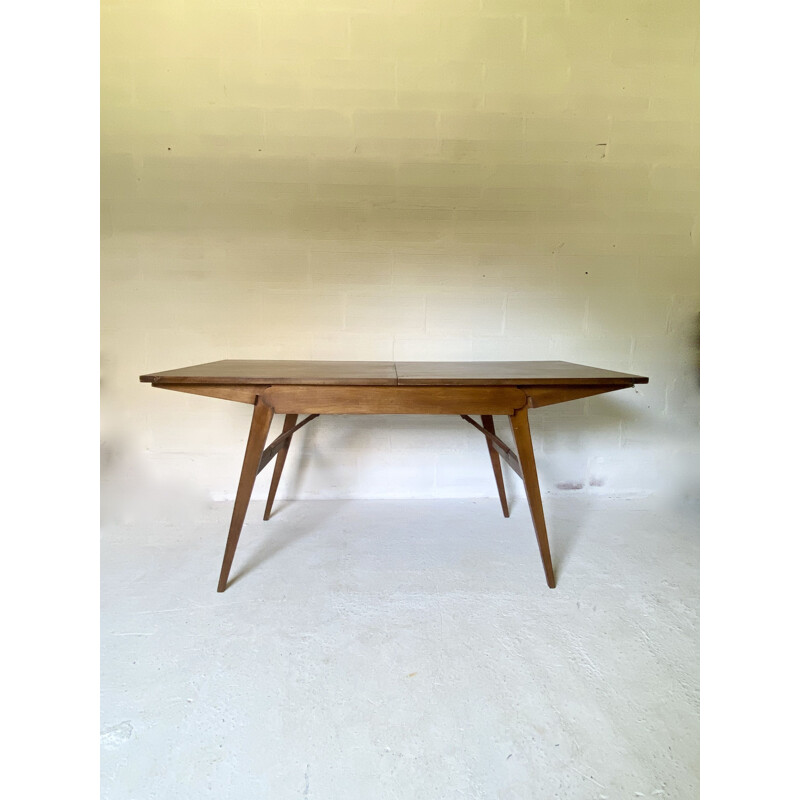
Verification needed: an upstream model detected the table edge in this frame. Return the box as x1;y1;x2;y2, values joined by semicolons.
141;375;649;387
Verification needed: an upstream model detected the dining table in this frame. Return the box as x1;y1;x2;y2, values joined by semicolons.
140;360;649;592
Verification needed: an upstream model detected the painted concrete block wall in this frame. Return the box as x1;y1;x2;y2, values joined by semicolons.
101;0;699;517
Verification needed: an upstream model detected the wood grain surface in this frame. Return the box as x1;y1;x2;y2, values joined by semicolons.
140;360;398;385
140;359;648;387
395;360;648;385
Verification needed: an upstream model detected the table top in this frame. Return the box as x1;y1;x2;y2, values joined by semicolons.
140;360;648;387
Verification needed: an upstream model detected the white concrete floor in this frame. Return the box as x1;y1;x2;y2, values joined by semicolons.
101;495;698;799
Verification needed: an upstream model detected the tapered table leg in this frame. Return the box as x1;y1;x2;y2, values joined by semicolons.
217;396;274;592
509;407;556;588
263;413;298;520
480;414;510;518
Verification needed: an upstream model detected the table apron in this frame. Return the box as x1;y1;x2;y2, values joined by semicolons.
260;385;528;414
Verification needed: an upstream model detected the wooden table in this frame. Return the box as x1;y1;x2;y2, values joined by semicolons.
140;360;648;592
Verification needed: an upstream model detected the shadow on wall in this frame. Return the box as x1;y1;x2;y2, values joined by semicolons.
102;139;698;354
104;151;654;271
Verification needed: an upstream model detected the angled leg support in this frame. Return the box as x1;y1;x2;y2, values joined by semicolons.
509;407;556;589
263;414;298;520
217;395;274;592
480;415;510;518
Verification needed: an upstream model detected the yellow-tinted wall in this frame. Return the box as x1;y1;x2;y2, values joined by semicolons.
101;0;698;515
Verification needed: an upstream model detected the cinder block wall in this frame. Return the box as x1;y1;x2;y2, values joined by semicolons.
101;0;699;517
